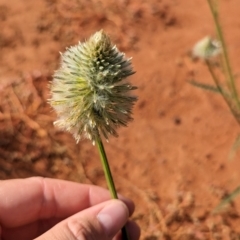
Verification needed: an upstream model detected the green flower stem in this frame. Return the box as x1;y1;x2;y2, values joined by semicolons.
96;138;117;199
206;0;240;110
96;137;130;240
206;60;240;125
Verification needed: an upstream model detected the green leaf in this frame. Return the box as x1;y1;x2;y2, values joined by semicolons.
187;80;221;93
213;186;240;213
228;134;240;161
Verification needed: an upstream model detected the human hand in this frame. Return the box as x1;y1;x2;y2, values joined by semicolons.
0;177;140;240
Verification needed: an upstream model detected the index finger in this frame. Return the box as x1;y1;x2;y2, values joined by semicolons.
0;177;135;228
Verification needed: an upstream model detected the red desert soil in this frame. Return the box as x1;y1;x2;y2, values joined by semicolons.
1;0;240;239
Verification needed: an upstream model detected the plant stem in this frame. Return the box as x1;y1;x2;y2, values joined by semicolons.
206;60;240;125
206;0;240;110
96;137;130;240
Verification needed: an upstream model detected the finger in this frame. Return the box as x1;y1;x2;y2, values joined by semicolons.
1;212;141;240
0;177;135;228
123;221;141;240
113;221;141;240
35;199;130;240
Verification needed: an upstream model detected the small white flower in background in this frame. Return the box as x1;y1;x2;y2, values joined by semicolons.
192;36;221;59
49;30;137;144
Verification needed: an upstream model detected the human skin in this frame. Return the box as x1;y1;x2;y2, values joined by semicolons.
0;177;140;240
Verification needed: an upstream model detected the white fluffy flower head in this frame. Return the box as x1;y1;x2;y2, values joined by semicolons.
49;30;137;143
192;36;221;59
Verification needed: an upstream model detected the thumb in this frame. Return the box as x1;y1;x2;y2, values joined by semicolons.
35;199;129;240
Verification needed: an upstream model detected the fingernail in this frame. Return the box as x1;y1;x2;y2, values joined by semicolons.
97;200;129;237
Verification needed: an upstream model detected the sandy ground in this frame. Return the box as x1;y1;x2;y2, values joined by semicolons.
1;0;240;239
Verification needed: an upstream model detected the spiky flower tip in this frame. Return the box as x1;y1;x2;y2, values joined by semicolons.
192;36;221;59
49;30;137;144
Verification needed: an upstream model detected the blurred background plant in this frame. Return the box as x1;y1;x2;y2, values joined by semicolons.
189;0;240;212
